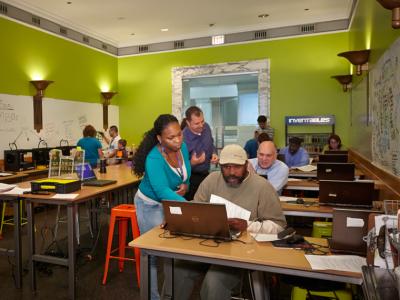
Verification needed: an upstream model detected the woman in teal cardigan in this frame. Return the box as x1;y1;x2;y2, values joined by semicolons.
132;114;191;300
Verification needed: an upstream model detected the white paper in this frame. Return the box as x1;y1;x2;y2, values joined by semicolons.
295;165;317;172
210;194;251;220
51;194;79;199
0;183;16;193
305;255;366;273
279;196;298;202
250;233;279;242
0;172;13;177
346;217;365;228
374;214;398;269
1;187;31;195
169;206;182;215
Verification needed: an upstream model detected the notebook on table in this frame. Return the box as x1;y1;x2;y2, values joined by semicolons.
319;180;375;208
318;154;348;163
162;200;241;241
317;163;355;181
76;163;117;187
328;208;371;255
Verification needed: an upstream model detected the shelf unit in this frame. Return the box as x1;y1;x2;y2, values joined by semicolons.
285;115;335;155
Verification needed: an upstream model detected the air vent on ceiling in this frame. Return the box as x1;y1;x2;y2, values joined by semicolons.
32;16;41;26
82;36;89;43
0;2;8;14
59;27;67;35
255;31;268;40
102;43;108;50
174;41;184;49
139;45;149;53
301;24;315;33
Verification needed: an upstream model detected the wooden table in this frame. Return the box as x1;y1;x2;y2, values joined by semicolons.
9;164;140;299
281;198;334;218
0;172;29;183
131;227;363;300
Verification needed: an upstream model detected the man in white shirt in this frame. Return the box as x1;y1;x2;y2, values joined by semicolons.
101;125;121;158
248;141;289;193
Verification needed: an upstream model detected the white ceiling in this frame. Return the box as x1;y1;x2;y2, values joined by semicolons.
3;0;355;48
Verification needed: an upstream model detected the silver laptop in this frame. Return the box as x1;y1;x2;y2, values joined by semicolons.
162;201;240;241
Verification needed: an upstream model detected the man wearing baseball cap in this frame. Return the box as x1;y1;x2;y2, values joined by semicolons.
174;144;286;300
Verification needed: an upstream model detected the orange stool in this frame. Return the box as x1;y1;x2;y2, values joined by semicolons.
102;204;141;286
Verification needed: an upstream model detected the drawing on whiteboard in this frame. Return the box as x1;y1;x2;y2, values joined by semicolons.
78;115;87;128
0;94;119;160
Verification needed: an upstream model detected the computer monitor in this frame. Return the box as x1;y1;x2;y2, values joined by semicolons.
317;163;355;181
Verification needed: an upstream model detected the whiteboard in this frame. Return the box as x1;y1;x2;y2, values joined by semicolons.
0;93;119;159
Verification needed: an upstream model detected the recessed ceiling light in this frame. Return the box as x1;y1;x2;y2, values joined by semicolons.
258;14;269;18
161;28;169;32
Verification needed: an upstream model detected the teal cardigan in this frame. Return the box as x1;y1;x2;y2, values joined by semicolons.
138;142;191;202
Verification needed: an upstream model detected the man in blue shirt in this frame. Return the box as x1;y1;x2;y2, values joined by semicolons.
279;137;309;168
182;106;218;200
248;141;289;193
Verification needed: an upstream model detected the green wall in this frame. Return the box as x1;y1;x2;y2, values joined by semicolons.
348;0;400;154
6;0;399;150
0;17;117;103
118;33;350;148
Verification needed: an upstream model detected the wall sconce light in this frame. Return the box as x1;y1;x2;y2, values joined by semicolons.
331;75;353;92
377;0;400;29
100;91;117;130
337;50;370;76
30;80;54;133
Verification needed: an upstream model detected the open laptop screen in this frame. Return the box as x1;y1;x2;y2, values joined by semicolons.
329;208;370;255
318;154;348;163
319;180;375;207
162;200;233;240
317;163;355;181
75;163;96;181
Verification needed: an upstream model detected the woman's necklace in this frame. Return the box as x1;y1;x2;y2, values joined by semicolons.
160;146;184;179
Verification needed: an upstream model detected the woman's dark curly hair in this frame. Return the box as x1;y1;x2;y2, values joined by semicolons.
132;114;179;177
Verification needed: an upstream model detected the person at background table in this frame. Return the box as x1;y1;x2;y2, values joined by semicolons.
77;125;103;168
257;115;269;131
248;141;289;193
323;134;346;152
174;144;286;300
279;137;309;168
99;125;121;158
116;139;128;159
244;131;271;159
182;106;218;200
132;114;191;300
